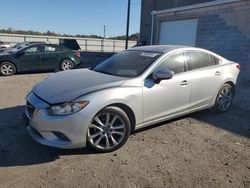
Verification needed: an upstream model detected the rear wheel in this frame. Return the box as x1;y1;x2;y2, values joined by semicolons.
87;106;131;152
60;59;74;71
0;62;16;76
213;83;234;113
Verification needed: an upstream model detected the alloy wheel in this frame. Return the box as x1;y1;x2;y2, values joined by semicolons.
61;60;73;71
0;63;15;76
88;112;126;150
217;85;233;112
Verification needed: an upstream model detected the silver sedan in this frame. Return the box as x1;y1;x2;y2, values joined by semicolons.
25;45;240;152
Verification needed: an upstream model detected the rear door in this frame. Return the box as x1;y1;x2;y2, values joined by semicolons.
40;44;62;70
186;51;223;108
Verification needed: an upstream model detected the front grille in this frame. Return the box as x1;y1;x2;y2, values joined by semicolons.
26;101;36;118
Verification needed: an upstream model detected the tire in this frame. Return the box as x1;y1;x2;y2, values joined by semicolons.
87;106;131;152
212;83;234;113
60;59;74;71
0;62;16;76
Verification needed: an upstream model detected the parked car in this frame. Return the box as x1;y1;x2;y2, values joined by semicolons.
0;41;11;49
0;41;46;54
24;45;240;152
0;43;81;76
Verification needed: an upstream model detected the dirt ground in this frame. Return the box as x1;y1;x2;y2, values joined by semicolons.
0;72;249;188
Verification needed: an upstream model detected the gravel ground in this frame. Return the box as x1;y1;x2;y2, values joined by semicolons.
0;72;250;188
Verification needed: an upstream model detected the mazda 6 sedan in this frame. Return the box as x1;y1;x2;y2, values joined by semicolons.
25;45;240;152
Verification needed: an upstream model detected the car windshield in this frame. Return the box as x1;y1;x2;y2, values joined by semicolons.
93;50;162;78
13;43;27;49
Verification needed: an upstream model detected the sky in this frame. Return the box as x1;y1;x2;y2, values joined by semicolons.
0;0;141;37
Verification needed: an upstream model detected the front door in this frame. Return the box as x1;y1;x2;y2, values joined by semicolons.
143;52;191;124
17;45;44;71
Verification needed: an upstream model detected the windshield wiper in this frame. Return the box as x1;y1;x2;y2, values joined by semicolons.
92;69;117;76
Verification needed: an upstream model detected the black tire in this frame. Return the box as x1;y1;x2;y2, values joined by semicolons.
60;59;74;71
212;83;234;113
87;106;131;153
0;62;16;76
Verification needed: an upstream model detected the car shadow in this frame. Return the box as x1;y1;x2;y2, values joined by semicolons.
0;106;99;167
0;100;249;167
134;105;250;139
14;62;87;75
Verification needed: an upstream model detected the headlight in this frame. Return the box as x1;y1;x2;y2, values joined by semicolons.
48;101;89;116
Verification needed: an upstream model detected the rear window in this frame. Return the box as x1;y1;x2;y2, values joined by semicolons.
187;51;216;70
209;55;220;65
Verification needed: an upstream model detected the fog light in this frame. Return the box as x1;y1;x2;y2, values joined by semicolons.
53;132;70;142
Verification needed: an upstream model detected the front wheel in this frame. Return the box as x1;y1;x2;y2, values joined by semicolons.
0;62;16;76
213;83;234;113
87;106;131;152
60;59;74;71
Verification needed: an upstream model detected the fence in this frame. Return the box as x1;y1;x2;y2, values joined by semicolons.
0;33;137;52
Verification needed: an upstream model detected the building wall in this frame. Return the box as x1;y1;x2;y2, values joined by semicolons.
140;0;215;44
140;0;250;81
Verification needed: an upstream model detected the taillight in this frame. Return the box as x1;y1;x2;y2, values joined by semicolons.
236;64;241;70
75;51;80;58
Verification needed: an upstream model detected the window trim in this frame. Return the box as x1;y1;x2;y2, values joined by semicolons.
45;45;57;53
146;51;188;79
24;45;44;55
185;50;221;72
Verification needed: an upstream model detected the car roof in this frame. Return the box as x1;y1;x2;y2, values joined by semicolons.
17;43;71;52
128;45;188;53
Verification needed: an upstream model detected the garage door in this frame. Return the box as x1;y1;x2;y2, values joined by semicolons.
159;19;198;46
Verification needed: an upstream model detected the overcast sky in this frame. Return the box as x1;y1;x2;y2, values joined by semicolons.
0;0;141;37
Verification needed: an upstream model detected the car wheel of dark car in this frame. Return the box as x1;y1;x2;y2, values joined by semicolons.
213;83;234;113
0;62;16;76
60;59;74;71
87;106;131;152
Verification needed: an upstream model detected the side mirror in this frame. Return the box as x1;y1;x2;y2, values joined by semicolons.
152;69;174;83
16;51;25;57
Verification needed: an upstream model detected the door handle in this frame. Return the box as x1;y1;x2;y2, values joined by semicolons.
215;71;221;76
180;80;190;86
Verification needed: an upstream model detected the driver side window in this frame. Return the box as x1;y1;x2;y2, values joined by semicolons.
153;52;186;75
24;45;43;54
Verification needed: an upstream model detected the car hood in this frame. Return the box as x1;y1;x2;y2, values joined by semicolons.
32;69;128;104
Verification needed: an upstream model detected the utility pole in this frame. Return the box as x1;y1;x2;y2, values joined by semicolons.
104;25;106;39
125;0;131;49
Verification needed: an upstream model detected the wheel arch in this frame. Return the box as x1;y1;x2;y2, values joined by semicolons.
59;58;74;65
59;58;75;70
224;81;236;96
106;103;136;132
0;60;18;72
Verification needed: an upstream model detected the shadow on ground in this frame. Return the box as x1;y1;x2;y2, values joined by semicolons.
0;100;249;167
135;105;250;139
0;106;98;167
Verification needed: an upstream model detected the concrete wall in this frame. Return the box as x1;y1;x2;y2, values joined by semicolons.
140;0;250;81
